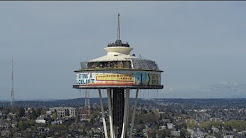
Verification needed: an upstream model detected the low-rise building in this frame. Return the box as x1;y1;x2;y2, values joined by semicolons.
223;135;234;138
210;118;222;122
212;126;219;133
167;123;174;129
171;130;180;137
1;130;10;137
159;125;166;130
36;118;46;124
0;122;10;129
49;107;76;118
51;120;63;125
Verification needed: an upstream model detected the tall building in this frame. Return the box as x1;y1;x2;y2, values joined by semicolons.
73;14;163;138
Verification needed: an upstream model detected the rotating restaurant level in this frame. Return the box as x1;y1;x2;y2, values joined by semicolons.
73;41;163;89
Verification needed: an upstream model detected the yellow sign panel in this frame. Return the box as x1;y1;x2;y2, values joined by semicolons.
96;73;134;82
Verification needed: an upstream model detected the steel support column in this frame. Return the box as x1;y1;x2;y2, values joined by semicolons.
129;88;139;138
121;88;130;138
98;89;108;138
107;88;115;138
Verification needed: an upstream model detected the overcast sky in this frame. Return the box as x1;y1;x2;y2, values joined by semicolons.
0;2;246;100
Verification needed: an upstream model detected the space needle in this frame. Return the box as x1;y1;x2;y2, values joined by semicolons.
73;14;163;138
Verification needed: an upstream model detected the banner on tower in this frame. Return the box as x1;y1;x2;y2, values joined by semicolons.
76;71;161;87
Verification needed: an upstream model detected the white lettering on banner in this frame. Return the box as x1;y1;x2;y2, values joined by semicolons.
77;79;95;85
77;73;95;85
76;71;161;86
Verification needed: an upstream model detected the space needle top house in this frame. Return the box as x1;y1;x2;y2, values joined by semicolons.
73;14;163;138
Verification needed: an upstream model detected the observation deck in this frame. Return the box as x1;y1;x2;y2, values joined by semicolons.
73;39;163;90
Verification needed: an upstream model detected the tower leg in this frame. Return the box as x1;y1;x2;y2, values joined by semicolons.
113;88;124;138
129;89;139;138
107;88;115;138
121;88;130;138
98;89;108;138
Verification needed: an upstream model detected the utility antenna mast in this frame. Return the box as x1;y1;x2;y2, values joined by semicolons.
85;89;90;116
10;57;15;112
117;13;120;40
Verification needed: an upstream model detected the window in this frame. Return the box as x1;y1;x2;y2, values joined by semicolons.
87;61;132;69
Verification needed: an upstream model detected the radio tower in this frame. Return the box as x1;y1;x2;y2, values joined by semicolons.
84;89;90;116
10;57;15;112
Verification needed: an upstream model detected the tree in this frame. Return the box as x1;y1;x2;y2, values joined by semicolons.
224;120;246;131
31;108;37;119
52;112;57;120
160;129;170;137
75;116;79;127
18;121;24;131
2;107;10;114
17;107;25;118
180;128;189;137
36;108;42;117
142;110;147;114
29;119;35;126
23;121;30;130
13;132;17;138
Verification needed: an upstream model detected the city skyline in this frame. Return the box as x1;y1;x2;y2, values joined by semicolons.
1;2;246;100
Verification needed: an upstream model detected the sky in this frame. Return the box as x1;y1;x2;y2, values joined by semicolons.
0;2;246;100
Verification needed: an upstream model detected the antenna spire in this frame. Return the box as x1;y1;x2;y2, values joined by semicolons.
10;56;14;112
117;13;120;40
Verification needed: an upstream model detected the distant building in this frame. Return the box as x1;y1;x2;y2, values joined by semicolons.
46;110;52;115
167;123;174;129
171;130;180;137
212;126;219;133
158;125;166;130
49;107;76;118
51;120;63;125
210;118;222;122
162;119;171;123
11;121;17;128
80;109;90;121
206;136;216;138
36;118;46;124
185;119;199;125
1;130;10;137
223;135;234;138
0;122;10;129
37;127;50;134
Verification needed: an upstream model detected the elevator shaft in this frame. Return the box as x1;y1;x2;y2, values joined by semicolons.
113;88;125;138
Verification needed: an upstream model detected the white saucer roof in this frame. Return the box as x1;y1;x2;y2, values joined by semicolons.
90;46;136;62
